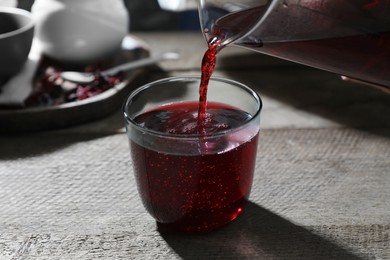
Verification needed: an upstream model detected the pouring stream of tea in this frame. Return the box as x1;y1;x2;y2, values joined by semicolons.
197;6;264;133
197;41;218;134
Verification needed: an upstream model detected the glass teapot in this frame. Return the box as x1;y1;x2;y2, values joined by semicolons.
160;0;390;93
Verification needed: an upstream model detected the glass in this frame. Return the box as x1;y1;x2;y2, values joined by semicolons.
198;0;390;92
123;76;262;233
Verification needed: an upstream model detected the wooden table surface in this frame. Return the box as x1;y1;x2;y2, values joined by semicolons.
0;32;389;259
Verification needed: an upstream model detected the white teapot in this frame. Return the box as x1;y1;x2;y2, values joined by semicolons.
157;0;197;11
31;0;129;64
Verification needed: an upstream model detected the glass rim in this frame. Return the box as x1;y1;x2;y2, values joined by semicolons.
123;76;262;139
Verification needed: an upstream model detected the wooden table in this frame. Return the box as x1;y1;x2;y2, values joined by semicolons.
1;32;389;259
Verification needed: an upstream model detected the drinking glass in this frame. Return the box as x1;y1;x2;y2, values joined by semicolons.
123;76;262;233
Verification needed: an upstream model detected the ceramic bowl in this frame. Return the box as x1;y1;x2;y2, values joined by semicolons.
31;0;129;65
0;7;34;84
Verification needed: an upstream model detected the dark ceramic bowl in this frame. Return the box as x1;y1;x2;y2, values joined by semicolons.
0;7;34;84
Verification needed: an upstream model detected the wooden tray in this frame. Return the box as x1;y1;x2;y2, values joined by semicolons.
0;36;149;133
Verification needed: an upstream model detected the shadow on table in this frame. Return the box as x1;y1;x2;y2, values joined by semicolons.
158;201;362;259
221;53;390;138
0;132;116;160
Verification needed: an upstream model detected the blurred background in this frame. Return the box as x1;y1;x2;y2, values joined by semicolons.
0;0;201;31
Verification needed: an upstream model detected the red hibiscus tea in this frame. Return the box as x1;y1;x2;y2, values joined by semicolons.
123;77;262;232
